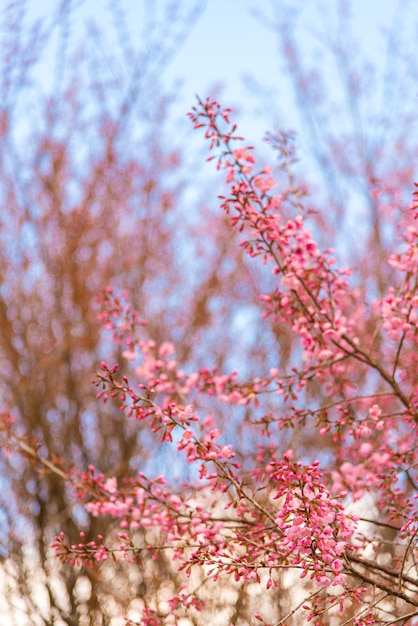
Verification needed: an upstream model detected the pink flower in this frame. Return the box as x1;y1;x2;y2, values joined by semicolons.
359;442;373;457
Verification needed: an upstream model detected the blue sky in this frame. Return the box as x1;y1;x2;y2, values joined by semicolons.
26;0;406;144
165;0;403;141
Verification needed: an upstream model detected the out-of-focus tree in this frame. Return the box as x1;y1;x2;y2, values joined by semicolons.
0;1;264;624
0;1;306;623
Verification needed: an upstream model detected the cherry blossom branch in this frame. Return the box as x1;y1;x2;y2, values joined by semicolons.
189;97;417;423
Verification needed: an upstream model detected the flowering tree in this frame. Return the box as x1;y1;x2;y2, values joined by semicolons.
4;97;415;625
1;1;418;625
